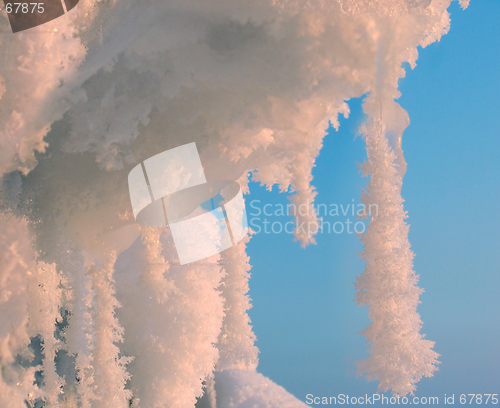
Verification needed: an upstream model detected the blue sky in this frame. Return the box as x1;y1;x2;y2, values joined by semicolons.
246;0;500;403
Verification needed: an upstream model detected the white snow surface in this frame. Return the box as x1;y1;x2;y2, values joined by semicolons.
0;0;468;406
213;369;309;408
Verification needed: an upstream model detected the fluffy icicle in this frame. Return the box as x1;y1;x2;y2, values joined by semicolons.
115;228;225;408
63;255;96;408
26;261;65;406
216;236;259;371
0;215;40;407
88;253;132;408
139;227;175;304
355;98;440;396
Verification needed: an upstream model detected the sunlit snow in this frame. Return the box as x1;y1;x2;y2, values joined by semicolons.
0;0;468;406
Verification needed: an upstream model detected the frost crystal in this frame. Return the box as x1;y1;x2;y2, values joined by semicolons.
0;0;467;405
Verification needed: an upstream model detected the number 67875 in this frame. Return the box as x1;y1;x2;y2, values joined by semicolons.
5;3;45;13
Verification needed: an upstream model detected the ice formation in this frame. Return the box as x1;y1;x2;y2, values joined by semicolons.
0;0;468;406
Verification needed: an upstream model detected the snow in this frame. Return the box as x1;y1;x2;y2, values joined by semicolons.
0;0;468;405
213;369;309;408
